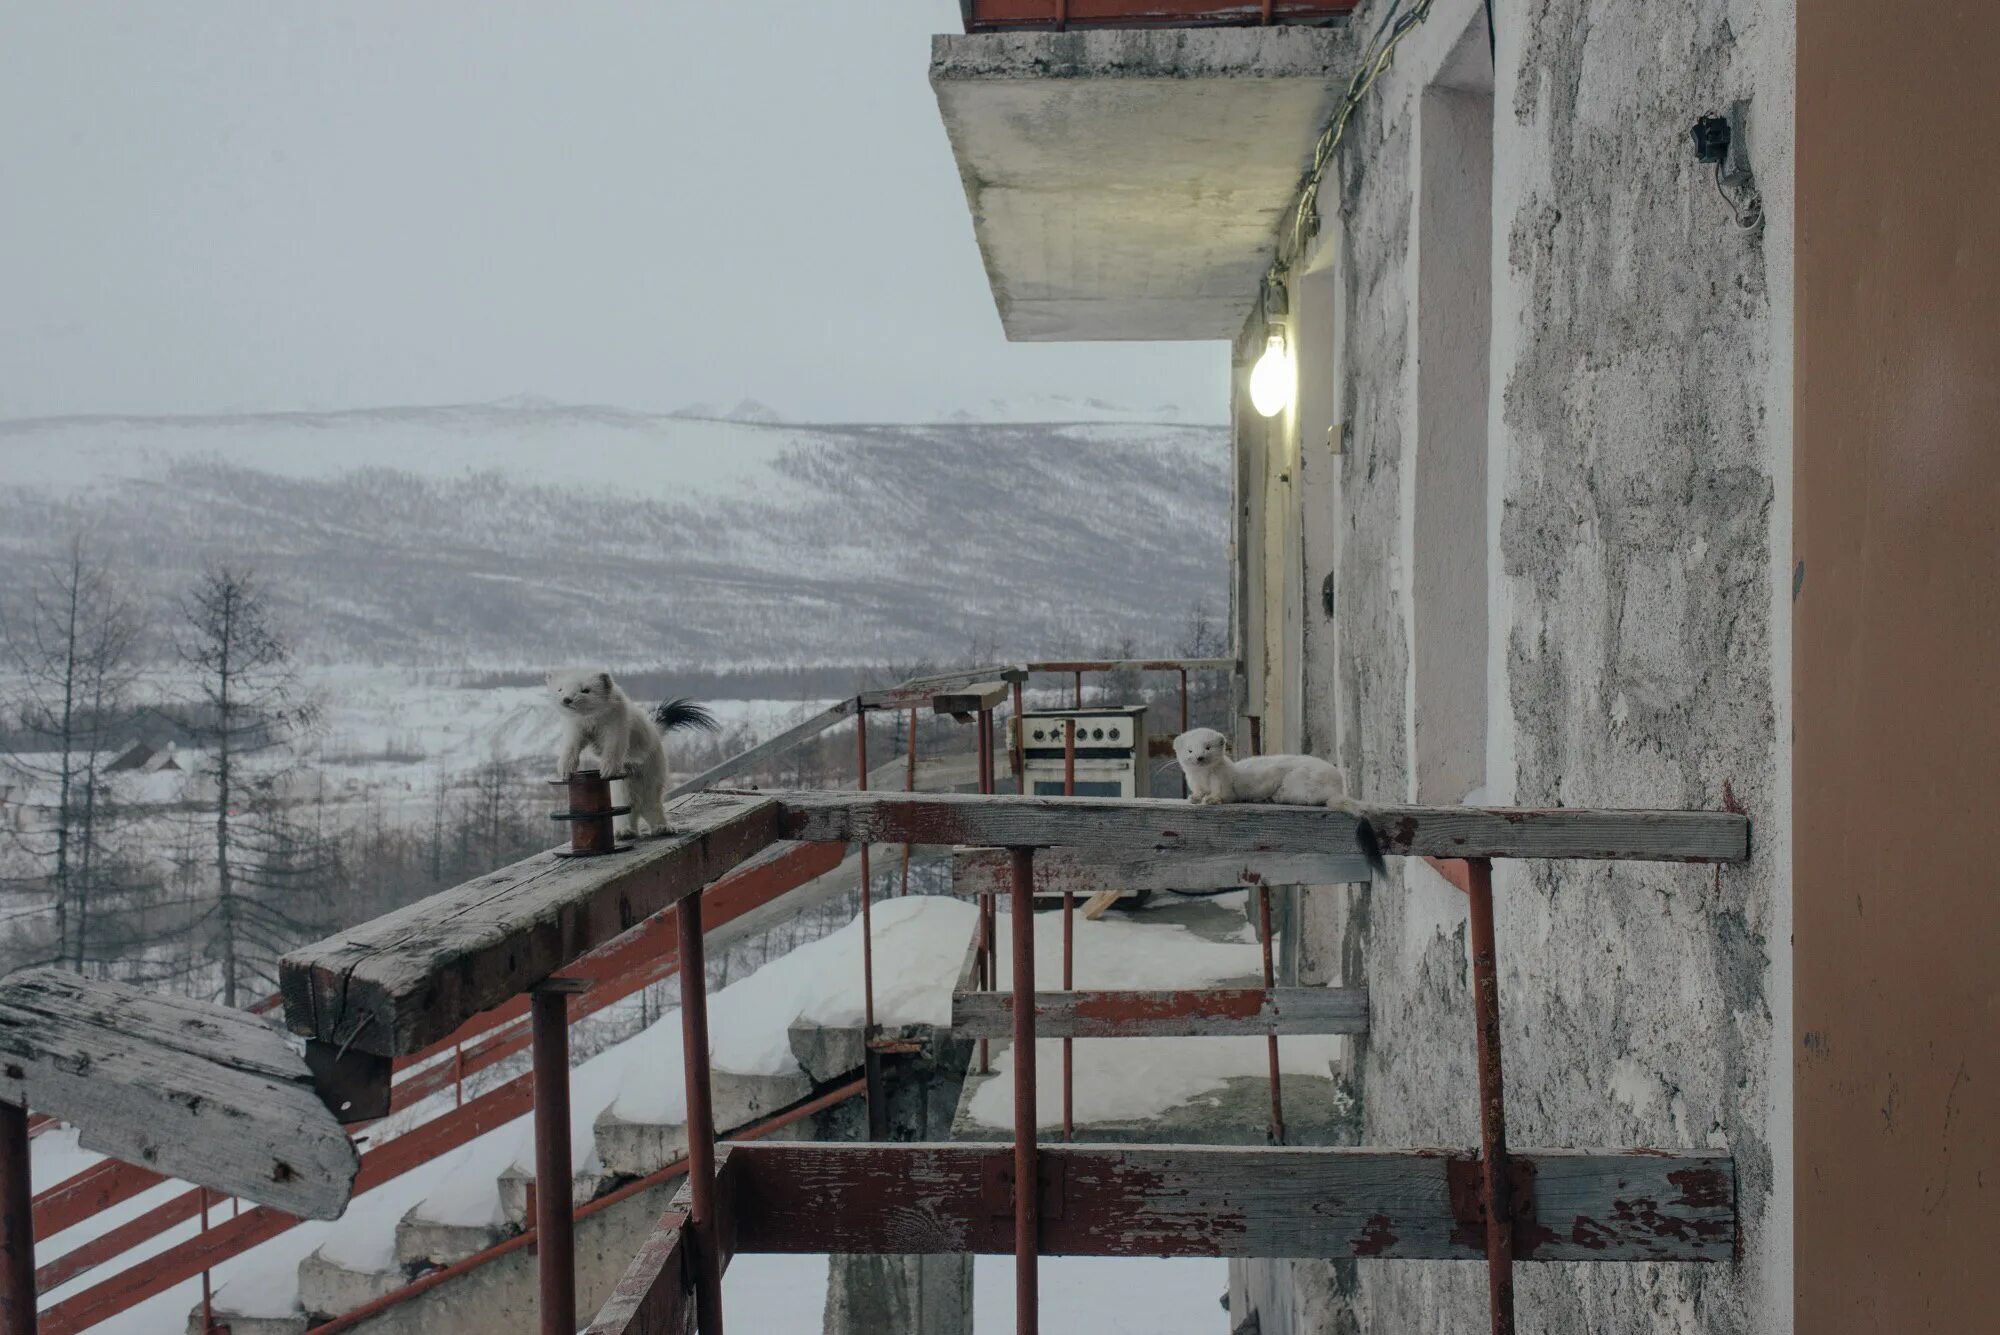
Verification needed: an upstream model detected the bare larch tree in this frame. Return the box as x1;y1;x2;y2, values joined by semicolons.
176;564;323;1005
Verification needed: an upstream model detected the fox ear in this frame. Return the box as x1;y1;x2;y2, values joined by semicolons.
544;670;556;687
599;671;613;693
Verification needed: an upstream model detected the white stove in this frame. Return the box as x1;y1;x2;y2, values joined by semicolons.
1014;706;1151;799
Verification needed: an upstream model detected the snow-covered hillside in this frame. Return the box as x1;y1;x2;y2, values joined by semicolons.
0;400;1228;669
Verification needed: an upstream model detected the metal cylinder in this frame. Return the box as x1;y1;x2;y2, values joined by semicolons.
1465;858;1515;1334
530;988;576;1335
554;769;623;856
1008;847;1040;1335
0;1101;35;1335
1259;886;1286;1144
678;894;726;1334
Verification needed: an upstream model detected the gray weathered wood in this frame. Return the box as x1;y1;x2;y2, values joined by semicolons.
931;681;1012;715
723;1142;1736;1263
281;792;782;1056
763;791;1748;863
952;844;1373;896
663;701;855;801
1025;658;1236;674
860;668;1025;712
0;969;359;1219
582;1209;694;1335
951;986;1370;1038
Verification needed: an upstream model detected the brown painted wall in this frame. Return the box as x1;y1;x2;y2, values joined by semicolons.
1796;6;2000;1328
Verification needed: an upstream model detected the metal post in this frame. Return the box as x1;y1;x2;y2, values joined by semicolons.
678;893;726;1335
1010;678;1026;796
1465;857;1515;1335
530;982;582;1335
453;1042;464;1109
975;893;992;1075
857;710;885;1139
1061;888;1074;1141
0;1101;31;1335
1061;718;1076;1142
978;707;995;795
1258;886;1286;1144
1178;667;1191;797
1008;847;1040;1335
199;1188;213;1334
901;706;917;896
1073;670;1083;709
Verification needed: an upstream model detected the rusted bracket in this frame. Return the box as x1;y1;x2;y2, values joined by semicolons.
1448;1155;1540;1255
303;1039;392;1124
983;1153;1066;1221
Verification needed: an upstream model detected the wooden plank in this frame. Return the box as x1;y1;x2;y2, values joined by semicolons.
931;681;1013;715
1024;659;1236;674
1078;889;1123;920
0;969;358;1220
952;845;1373;896
769;790;1374;859
723;1142;1736;1263
860;667;1025;712
663;701;855;801
766;791;1748;864
281;792;783;1056
583;1210;695;1335
951;987;1370;1039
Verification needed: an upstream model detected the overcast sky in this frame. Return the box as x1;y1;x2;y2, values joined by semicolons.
0;2;1228;425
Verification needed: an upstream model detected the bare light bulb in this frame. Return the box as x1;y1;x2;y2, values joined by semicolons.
1248;332;1294;418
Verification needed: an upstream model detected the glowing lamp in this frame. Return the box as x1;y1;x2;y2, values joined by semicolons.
1248;332;1294;418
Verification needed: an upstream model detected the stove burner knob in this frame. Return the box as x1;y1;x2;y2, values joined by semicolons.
1091;727;1105;740
1109;727;1121;740
1031;729;1045;741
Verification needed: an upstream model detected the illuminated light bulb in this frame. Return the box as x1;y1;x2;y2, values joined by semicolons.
1248;332;1294;418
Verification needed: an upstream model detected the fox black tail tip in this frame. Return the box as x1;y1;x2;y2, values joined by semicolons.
1354;815;1388;880
654;698;720;733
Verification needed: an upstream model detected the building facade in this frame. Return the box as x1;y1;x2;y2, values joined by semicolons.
934;2;1995;1330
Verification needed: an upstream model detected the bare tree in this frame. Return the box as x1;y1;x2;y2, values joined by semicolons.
176;564;321;1005
0;536;145;971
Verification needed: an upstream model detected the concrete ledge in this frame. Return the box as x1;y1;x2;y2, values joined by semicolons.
594;1068;813;1177
394;1206;512;1268
297;1248;410;1318
930;26;1353;341
498;1163;612;1229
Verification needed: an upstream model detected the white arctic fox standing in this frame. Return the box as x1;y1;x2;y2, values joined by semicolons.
1173;726;1384;875
548;668;671;836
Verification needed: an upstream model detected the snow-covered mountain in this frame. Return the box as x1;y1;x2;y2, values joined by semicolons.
0;400;1228;670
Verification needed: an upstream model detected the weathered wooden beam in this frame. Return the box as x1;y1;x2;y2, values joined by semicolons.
951;987;1370;1039
582;1210;694;1335
931;681;1012;716
0;969;359;1220
1025;658;1236;674
663;701;855;801
860;666;1028;712
763;791;1747;863
723;1142;1736;1263
952;844;1373;896
281;792;783;1056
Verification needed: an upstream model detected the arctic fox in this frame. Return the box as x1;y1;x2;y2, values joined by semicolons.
1173;726;1384;875
548;670;715;837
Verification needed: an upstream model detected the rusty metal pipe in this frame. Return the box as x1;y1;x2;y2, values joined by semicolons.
1061;889;1075;1142
530;986;578;1335
1073;670;1083;709
1008;847;1039;1335
1258;886;1286;1144
978;707;995;795
1178;667;1191;797
1465;857;1515;1334
677;893;726;1335
1010;679;1026;795
1063;719;1076;795
2;1100;34;1335
857;710;885;1139
901;706;917;896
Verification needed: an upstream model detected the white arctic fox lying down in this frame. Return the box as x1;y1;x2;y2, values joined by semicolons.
1172;726;1384;875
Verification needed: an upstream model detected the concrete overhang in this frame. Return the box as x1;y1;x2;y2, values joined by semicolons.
930;26;1351;342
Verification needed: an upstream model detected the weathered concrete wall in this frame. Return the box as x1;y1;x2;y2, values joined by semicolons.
1235;0;1793;1330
